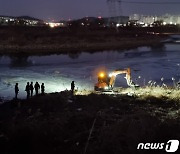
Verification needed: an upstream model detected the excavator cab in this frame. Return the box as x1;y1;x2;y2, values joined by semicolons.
94;72;111;91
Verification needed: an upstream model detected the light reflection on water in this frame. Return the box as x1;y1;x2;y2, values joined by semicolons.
0;43;180;99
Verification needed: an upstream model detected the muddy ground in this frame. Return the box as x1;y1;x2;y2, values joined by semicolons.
0;89;179;154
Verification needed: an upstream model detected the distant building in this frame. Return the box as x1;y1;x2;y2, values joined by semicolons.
0;15;44;26
130;14;157;26
16;16;43;26
130;14;180;26
0;16;14;25
157;14;180;25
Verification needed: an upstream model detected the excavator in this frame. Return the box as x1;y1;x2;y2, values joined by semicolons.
94;68;137;91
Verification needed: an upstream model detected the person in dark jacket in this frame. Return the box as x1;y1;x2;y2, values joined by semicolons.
15;83;19;99
41;83;45;95
34;82;40;96
25;82;30;99
30;82;34;97
71;81;75;94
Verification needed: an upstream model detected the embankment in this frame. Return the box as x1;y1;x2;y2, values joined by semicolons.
0;26;167;55
0;90;179;154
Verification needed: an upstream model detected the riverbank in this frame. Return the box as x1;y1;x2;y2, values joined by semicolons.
0;26;167;55
0;88;179;154
0;37;164;55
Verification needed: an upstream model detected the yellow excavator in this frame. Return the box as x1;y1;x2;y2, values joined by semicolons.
94;68;137;91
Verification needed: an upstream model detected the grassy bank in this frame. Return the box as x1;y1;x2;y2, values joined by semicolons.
0;88;179;154
0;26;167;55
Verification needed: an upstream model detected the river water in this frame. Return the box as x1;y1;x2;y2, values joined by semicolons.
0;43;180;100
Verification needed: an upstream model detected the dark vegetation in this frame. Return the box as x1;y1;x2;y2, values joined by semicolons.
0;91;179;154
0;26;170;55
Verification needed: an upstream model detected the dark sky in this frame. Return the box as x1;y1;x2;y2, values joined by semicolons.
0;0;180;20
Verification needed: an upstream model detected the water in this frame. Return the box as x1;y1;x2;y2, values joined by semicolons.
0;43;180;100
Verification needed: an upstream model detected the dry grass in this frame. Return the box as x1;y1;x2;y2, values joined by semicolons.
120;86;180;101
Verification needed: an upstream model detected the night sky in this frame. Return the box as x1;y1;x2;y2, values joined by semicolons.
0;0;180;20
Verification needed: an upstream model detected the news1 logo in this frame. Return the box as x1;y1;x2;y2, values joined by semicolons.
165;140;179;152
137;140;179;152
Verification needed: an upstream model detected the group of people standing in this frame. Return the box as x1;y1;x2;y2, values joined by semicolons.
25;82;45;98
15;82;45;99
15;80;75;99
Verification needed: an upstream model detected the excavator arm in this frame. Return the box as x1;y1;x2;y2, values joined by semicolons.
109;68;134;88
